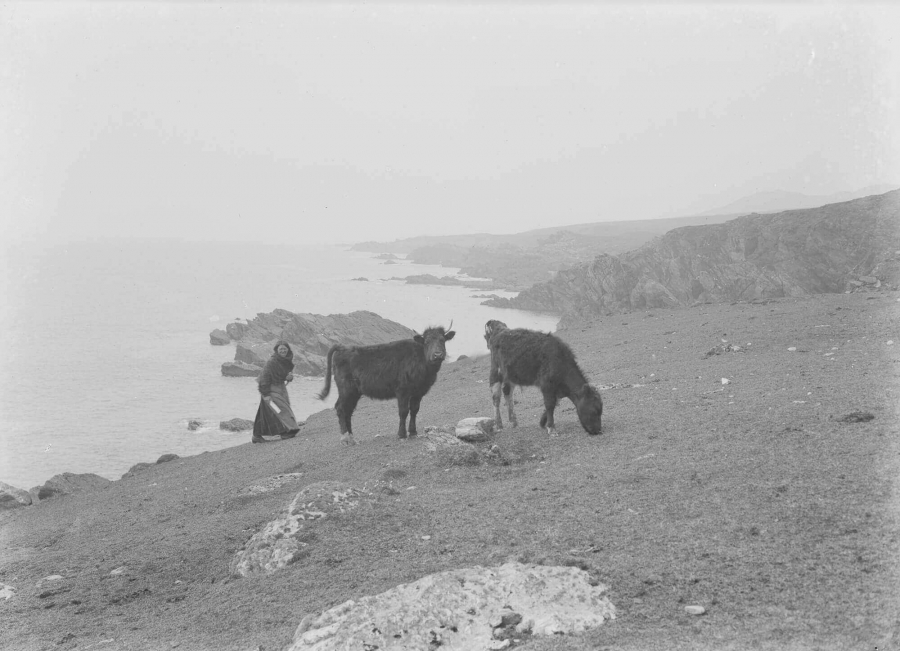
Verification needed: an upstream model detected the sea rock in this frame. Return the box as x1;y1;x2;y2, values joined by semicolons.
187;420;203;431
209;329;230;345
287;561;616;651
0;481;33;510
222;361;263;377
230;481;372;577
455;417;495;442
220;418;255;432
156;454;179;464
219;310;417;378
30;473;111;502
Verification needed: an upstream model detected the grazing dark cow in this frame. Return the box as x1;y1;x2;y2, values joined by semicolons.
317;324;456;445
484;319;603;436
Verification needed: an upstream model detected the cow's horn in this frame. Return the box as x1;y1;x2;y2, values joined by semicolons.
446;319;453;332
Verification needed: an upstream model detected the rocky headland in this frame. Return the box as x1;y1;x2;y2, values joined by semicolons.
483;189;900;326
212;310;417;377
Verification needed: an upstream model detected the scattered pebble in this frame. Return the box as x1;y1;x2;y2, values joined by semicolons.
110;567;127;576
888;341;894;346
0;583;15;600
721;378;730;385
685;605;706;615
421;535;431;541
39;575;64;583
787;347;797;352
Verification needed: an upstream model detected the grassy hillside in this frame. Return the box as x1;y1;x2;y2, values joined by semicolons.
1;292;898;651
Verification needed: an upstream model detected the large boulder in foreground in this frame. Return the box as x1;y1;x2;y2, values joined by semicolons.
217;310;417;377
288;561;616;650
29;473;111;503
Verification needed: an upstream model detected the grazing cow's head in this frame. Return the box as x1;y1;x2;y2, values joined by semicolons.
414;322;456;364
574;384;604;435
483;319;508;347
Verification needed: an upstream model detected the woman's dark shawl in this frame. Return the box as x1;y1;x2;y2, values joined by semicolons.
257;340;295;396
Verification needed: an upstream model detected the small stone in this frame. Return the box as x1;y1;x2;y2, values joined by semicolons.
110;566;127;576
685;605;706;615
40;575;64;583
787;347;797;352
721;378;730;385
888;341;894;346
0;583;15;600
421;535;431;541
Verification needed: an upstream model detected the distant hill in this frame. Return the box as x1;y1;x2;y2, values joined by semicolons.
696;185;898;217
483;189;900;327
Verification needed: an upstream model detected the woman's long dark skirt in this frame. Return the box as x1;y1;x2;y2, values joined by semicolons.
253;382;300;439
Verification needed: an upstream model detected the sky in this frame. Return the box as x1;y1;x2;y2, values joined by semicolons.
1;2;899;246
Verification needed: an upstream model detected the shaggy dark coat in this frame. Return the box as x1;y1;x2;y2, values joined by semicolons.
318;326;456;445
484;320;603;436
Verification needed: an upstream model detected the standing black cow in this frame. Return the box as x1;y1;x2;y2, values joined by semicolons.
484;319;602;436
317;324;456;445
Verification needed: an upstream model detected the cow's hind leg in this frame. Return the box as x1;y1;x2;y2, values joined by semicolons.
336;389;360;446
503;382;518;428
491;380;504;429
539;388;559;437
407;395;422;437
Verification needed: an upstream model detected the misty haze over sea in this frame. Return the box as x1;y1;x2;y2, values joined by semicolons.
0;240;557;490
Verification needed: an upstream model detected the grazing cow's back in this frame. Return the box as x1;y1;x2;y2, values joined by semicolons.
318;325;456;445
485;320;602;436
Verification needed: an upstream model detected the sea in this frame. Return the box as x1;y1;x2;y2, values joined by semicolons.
0;239;558;490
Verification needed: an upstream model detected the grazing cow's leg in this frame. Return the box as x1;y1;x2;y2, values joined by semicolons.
407;395;422;436
491;380;504;429
337;390;360;446
503;382;518;428
396;393;411;439
539;389;559;436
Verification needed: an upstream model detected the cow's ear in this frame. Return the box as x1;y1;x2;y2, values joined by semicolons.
414;334;425;344
444;330;456;341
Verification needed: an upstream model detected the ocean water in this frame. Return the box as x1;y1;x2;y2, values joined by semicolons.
0;239;557;490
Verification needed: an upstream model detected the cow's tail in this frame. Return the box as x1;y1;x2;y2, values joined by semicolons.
317;346;337;400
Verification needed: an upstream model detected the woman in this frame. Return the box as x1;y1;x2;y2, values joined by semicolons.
252;340;301;443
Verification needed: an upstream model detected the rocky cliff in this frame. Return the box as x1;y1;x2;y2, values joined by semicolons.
215;310;417;377
484;190;900;327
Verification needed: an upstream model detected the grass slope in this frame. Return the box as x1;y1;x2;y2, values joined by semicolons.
1;292;898;651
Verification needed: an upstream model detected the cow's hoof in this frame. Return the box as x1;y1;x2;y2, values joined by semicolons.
547;428;558;438
341;436;357;446
408;431;418;438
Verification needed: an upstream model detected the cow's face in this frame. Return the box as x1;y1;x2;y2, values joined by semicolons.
415;327;456;364
575;385;603;435
483;319;507;348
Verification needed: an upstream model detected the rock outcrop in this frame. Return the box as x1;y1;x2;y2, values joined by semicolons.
29;473;111;503
215;310;417;377
0;481;33;510
230;481;372;577
220;418;255;432
288;561;616;651
484;190;900;326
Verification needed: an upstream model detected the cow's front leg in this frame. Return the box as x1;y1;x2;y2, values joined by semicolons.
407;395;422;436
539;389;558;437
396;394;410;439
503;382;518;428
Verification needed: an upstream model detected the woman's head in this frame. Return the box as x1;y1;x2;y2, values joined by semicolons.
274;340;292;358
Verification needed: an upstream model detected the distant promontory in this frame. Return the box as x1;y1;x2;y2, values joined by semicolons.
212;310;416;377
482;190;900;327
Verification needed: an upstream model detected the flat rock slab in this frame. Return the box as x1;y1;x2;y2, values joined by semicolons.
456;417;495;442
289;561;616;650
230;481;371;577
0;481;33;510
